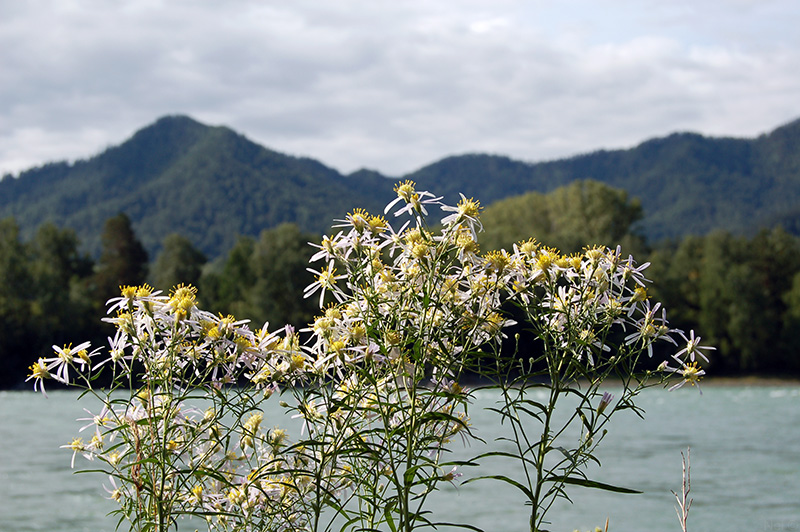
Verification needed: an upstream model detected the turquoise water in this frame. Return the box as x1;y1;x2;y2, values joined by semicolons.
2;385;799;531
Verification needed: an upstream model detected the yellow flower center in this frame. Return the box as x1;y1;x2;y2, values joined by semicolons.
348;208;371;232
29;359;51;380
58;346;73;364
485;250;511;274
518;238;539;255
135;284;154;298
368;214;387;233
683;362;703;385
394;180;416;202
317;266;337;288
457;196;481;218
411;242;430;259
120;285;137;298
67;437;85;452
631;287;648;303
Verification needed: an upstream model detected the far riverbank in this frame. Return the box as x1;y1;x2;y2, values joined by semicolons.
700;375;800;387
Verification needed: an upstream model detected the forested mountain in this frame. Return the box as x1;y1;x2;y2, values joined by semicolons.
0;116;391;257
407;118;800;241
2;114;800;258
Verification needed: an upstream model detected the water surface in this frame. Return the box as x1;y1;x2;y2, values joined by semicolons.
2;384;798;531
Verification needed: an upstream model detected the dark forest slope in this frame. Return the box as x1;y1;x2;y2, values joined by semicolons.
2;115;799;257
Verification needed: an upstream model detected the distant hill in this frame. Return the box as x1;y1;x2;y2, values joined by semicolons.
1;115;799;258
407;119;800;242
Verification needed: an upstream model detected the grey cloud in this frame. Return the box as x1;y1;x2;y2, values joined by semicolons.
2;1;800;177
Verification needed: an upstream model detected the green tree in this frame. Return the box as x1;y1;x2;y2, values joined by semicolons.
545;179;644;253
782;271;800;373
480;180;645;255
739;227;800;372
151;233;207;292
28;223;96;350
647;235;705;333
93;213;149;306
202;225;318;328
0;218;34;388
650;228;800;374
247;223;318;328
201;235;256;317
479;190;550;252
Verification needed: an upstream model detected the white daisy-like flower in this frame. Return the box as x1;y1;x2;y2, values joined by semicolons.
674;329;715;363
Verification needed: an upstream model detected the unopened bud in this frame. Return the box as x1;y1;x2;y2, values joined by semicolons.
597;392;614;415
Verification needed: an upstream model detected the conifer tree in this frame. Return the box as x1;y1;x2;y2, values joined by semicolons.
93;213;148;306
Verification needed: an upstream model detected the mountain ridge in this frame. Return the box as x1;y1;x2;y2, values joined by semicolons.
2;114;799;258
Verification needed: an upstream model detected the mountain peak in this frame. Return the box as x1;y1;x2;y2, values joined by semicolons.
124;114;210;150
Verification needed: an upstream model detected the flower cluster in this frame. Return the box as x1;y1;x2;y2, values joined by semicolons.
28;283;345;531
31;180;712;532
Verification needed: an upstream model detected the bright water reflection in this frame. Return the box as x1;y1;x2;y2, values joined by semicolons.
1;385;798;532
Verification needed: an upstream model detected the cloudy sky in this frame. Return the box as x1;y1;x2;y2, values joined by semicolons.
2;0;799;177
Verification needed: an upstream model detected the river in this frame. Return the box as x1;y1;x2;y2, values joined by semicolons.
1;383;798;532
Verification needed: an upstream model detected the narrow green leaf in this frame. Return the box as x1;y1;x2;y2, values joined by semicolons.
384;502;397;532
551;475;642;494
463;474;535;500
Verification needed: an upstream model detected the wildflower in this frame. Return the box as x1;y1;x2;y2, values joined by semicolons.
668;360;706;393
106;283;161;314
168;284;198;320
367;213;388;234
384;180;441;217
189;484;204;505
395;180;417;202
343;208;371;233
26;358;52;396
480;311;508;337
626;286;648;316
441;466;463;484
309;232;345;263
94;331;131;371
384;180;417;215
584;246;606;264
535;247;560;275
576;328;610;366
600;298;624;324
485;249;512;275
103;476;123;503
241;412;263;449
441;193;483;236
515;238;539;256
87;434;104;453
268;428;288;448
624;301;676;357
304;264;346;307
50;341;94;383
621;258;651;287
226;486;248;507
105;285;139;314
674;330;715;363
411;241;431;260
62;437;88;468
454;228;480;257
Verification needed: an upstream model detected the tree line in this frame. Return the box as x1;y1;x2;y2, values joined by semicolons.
2;180;799;388
0;212;321;389
479;181;800;376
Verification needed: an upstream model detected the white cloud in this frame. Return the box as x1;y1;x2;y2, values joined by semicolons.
1;1;799;177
